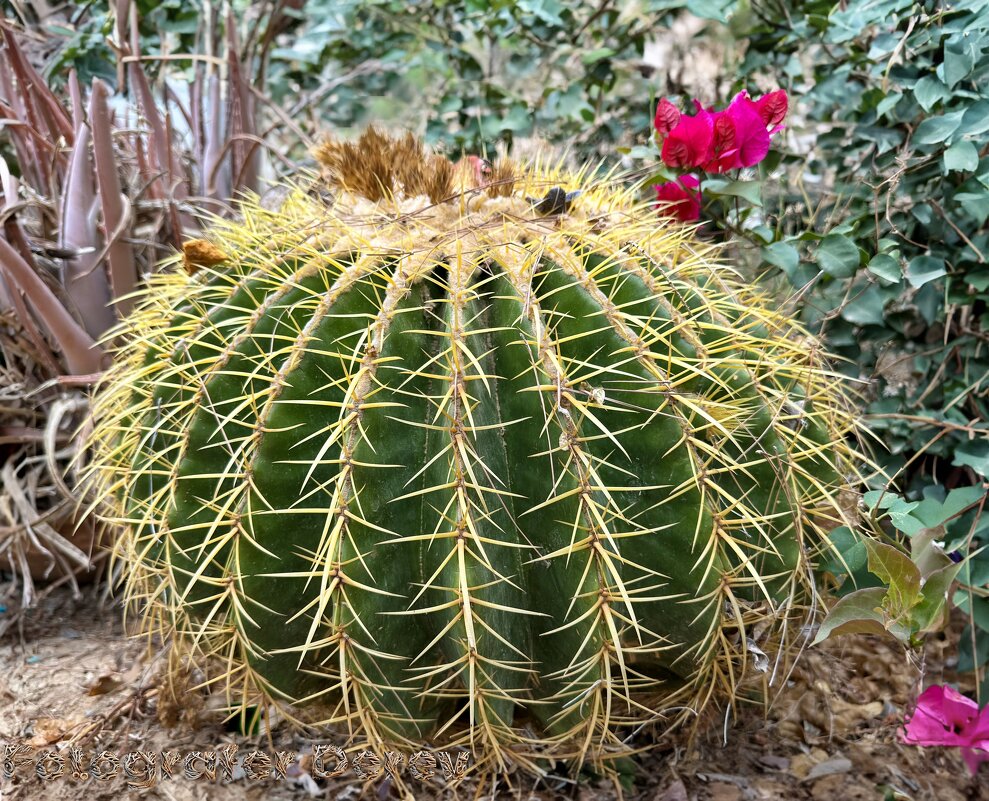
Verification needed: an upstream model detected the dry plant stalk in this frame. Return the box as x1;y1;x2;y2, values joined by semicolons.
0;7;265;595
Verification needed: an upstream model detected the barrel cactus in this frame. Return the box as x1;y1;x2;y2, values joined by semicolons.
87;129;860;771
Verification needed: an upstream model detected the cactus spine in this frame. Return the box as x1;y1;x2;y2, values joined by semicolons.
87;130;860;771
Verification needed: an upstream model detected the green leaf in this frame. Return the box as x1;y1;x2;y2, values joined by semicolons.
704;178;763;206
957;552;989;590
954;192;989;226
685;0;732;23
581;47;615;65
942;35;978;89
762;241;799;273
966;269;989;291
945;485;986;519
749;225;776;244
913;111;965;145
959;101;989;137
876;91;902;118
909;527;954;579
816;234;861;278
905;255;946;288
867;253;902;282
874;495;932;533
855;124;904;155
885;497;926;536
954;440;989;477
863;490;898;512
501;104;532;132
813;587;891;645
913;75;948;112
841;285;886;325
944;140;979;173
822;525;868;576
910;561;963;633
954;593;989;633
865;540;922;615
958;624;989;671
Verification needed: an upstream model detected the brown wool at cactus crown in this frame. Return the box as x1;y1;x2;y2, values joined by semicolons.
84;127;867;775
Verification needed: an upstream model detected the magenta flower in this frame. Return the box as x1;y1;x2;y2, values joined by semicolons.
660;102;714;168
656;90;788;172
654;175;701;222
703;92;778;172
703;110;740;173
654;98;681;138
899;685;989;774
755;89;789;126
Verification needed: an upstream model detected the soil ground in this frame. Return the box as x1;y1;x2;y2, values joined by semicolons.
0;581;985;800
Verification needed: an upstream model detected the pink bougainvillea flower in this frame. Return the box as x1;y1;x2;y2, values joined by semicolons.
654;174;701;222
899;685;989;774
755;89;789;127
654;98;681;138
702;91;773;172
964;748;989;775
703;110;740;173
660;102;714;168
657;90;788;173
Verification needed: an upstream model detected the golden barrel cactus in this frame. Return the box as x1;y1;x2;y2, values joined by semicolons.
87;129;860;771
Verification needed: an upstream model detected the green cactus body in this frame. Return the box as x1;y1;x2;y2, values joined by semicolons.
88;132;859;768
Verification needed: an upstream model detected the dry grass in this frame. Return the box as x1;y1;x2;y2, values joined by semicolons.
0;309;101;617
0;6;286;605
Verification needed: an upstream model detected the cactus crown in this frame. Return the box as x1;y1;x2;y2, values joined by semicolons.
86;129;862;773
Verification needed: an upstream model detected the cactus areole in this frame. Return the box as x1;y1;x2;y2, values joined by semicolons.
88;130;859;770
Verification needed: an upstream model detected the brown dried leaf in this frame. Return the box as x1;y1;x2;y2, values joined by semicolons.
706;782;743;801
89;79;138;316
757;754;790;772
182;239;229;276
27;718;73;747
0;236;103;375
834;698;885;729
86;674;124;696
60;122;115;339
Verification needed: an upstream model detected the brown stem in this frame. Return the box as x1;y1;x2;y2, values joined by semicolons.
89;79;138;319
0;236;104;375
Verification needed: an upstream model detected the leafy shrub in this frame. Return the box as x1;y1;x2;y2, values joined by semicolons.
0;9;263;600
265;0;717;160
732;0;989;696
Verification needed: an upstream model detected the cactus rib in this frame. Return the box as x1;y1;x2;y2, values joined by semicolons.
85;132;865;773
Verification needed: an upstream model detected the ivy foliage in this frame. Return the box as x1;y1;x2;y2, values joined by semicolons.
266;0;703;160
740;0;988;483
31;0;204;85
38;1;728;162
736;0;989;690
